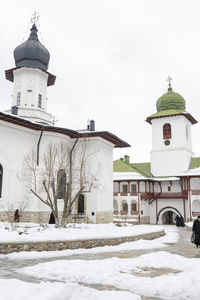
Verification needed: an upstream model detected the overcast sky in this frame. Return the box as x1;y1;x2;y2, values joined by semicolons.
1;0;200;162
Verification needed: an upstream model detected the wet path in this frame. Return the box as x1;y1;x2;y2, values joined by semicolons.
0;226;199;298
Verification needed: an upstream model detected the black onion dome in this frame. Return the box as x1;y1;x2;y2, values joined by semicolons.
14;24;50;71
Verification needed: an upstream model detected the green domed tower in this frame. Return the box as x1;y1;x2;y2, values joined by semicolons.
146;78;197;176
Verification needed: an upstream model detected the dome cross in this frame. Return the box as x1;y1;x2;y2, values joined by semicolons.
31;11;40;25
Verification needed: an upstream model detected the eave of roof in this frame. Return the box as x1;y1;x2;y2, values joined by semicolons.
146;109;197;125
5;67;56;86
0;112;129;148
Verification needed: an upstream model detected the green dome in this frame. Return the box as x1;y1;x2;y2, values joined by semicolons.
156;85;186;112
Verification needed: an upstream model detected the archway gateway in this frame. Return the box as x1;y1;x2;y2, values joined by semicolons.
157;206;182;224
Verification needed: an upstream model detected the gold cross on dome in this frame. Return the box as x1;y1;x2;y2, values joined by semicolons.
166;75;173;85
31;11;40;25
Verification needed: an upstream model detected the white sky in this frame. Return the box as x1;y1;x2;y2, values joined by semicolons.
1;0;200;162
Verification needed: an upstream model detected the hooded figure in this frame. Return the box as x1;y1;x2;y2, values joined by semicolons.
192;216;200;247
14;209;20;222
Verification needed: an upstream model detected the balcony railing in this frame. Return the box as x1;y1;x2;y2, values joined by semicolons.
141;191;188;200
113;210;139;216
192;212;200;217
131;210;138;215
192;190;200;195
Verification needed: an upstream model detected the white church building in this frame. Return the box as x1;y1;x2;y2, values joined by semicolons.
114;80;200;224
0;22;129;224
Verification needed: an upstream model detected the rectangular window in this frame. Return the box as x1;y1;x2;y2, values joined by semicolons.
38;94;42;108
131;203;137;211
17;92;21;106
122;185;128;193
168;186;171;191
131;184;137;193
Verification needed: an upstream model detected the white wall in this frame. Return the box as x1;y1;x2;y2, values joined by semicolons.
151;115;194;176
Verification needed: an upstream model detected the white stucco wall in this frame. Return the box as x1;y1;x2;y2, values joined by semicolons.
0;120;115;223
151;115;194;176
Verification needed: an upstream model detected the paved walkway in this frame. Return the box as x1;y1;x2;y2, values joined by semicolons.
0;226;199;299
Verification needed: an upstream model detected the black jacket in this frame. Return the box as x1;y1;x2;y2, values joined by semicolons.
192;219;200;235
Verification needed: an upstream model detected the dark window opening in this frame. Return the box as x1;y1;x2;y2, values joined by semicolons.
78;194;84;214
122;202;128;212
163;123;171;139
57;170;66;199
122;185;128;193
17;92;21;106
0;164;3;198
38;94;42;108
131;184;137;193
131;203;137;211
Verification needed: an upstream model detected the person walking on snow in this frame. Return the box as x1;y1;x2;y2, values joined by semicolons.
192;215;200;247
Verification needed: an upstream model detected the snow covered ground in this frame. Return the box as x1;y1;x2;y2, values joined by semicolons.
0;225;190;300
0;225;199;299
0;222;163;242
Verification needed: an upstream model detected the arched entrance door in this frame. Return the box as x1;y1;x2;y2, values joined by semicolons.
157;206;182;225
162;210;177;224
78;194;84;214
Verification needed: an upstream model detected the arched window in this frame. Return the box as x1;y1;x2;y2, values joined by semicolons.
0;164;3;198
163;123;171;139
57;169;66;199
78;194;84;214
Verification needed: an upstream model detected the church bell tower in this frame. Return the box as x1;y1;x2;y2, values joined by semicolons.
146;77;197;176
5;13;56;125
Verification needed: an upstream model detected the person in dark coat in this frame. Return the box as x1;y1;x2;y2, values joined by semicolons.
14;209;20;222
192;216;200;247
49;212;55;224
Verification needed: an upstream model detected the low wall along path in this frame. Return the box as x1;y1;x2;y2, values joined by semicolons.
0;229;164;254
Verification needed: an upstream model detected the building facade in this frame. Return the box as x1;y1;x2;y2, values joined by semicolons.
0;22;129;224
114;83;200;224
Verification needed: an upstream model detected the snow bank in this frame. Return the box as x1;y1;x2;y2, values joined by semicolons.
0;279;140;300
0;223;163;243
3;226;178;260
19;250;200;300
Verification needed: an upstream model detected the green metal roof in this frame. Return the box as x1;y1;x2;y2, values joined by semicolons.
156;86;186;112
113;159;136;172
148;109;185;119
130;162;152;177
113;159;151;178
190;157;200;169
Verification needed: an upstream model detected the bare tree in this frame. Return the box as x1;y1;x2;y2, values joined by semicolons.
22;139;100;227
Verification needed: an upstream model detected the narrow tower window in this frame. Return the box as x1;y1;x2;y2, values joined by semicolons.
38;94;42;108
186;125;189;140
0;164;3;198
17;92;21;106
163;123;171;139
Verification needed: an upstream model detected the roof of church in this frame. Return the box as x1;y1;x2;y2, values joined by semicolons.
114;156;200;179
14;24;50;71
0;112;130;148
146;84;197;124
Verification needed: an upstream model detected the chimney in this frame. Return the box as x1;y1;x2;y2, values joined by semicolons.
124;155;130;164
11;106;18;116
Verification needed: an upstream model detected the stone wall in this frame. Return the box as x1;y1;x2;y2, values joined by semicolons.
0;229;164;254
96;211;113;223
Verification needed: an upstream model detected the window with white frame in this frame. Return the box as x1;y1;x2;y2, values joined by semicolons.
131;184;137;193
122;184;128;193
